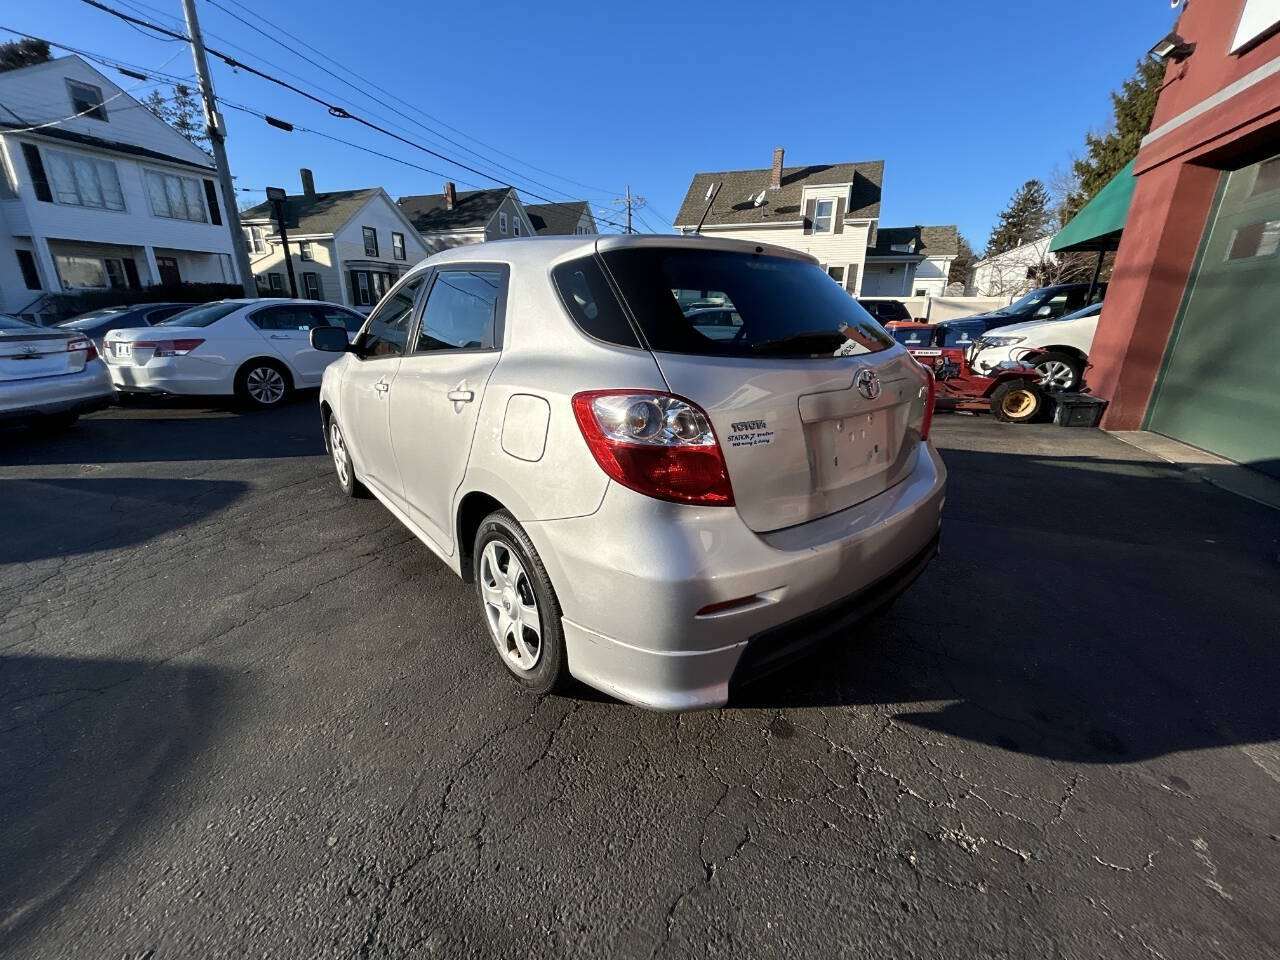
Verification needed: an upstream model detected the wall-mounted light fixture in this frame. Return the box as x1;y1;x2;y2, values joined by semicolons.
1149;30;1196;62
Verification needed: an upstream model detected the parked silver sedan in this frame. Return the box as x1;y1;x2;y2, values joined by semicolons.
312;235;946;710
1;314;113;430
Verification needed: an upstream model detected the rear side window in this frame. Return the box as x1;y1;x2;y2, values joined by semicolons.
601;248;894;358
251;304;318;331
551;255;640;348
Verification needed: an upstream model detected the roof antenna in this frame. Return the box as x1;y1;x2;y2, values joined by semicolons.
693;181;722;235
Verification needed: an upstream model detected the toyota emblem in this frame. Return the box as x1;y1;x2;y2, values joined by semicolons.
21;343;37;356
855;368;881;400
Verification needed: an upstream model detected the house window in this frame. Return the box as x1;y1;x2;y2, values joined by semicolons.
813;199;834;234
513;217;521;237
827;265;845;283
55;254;127;290
299;240;313;261
16;250;41;290
242;226;263;254
268;273;283;293
144;169;207;222
303;271;321;299
363;226;379;257
1227;219;1280;260
915;288;927;297
499;212;508;234
356;270;372;305
67;79;108;122
44;149;125;210
392;231;406;261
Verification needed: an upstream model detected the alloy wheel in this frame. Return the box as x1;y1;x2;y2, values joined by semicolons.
479;540;542;671
330;421;350;487
246;366;286;405
1035;360;1077;390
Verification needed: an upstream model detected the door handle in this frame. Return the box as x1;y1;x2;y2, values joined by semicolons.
447;389;474;403
269;334;290;340
375;379;390;394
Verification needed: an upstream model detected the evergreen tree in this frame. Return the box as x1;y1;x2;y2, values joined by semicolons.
985;180;1053;257
139;84;210;153
948;233;976;286
1061;57;1164;222
0;38;52;73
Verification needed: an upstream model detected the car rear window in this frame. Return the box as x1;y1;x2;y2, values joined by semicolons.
599;247;894;358
155;302;242;328
0;315;34;330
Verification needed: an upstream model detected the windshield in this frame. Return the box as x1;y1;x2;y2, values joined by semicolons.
598;248;894;358
155;302;242;328
995;288;1051;315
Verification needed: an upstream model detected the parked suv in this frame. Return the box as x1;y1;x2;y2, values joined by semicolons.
971;301;1103;390
936;282;1106;343
313;236;946;710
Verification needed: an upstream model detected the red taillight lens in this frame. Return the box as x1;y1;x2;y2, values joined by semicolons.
920;367;936;441
135;338;204;357
571;390;734;506
65;337;96;361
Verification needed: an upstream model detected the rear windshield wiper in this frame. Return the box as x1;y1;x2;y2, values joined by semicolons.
748;331;846;355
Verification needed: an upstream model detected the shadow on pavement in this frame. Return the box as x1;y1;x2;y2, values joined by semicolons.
737;446;1280;763
0;655;229;946
0;476;249;563
0;392;322;467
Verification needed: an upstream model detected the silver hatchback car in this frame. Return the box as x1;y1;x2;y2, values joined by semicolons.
313;235;945;710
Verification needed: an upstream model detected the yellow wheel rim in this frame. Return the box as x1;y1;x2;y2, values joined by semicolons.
1003;389;1035;418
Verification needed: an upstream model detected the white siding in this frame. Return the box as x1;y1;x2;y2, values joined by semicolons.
332;194;429;270
695;221;872;293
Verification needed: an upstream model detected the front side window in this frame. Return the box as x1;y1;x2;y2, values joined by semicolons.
414;268;504;352
392;231;406;260
318;306;365;334
145;169;207;222
812;198;834;234
45;149;124;210
252;304;318;331
599;248;893;358
360;275;424;358
363;226;378;257
67;79;107;121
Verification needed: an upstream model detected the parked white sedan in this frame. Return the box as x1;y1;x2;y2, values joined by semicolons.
971;302;1103;391
104;299;365;408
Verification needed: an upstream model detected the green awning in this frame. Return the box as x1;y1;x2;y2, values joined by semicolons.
1050;159;1137;253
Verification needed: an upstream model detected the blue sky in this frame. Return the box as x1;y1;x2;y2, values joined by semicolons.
11;0;1178;245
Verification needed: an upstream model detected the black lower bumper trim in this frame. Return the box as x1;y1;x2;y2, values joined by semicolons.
729;531;941;690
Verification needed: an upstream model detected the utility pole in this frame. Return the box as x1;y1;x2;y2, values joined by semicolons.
181;0;256;297
612;184;646;234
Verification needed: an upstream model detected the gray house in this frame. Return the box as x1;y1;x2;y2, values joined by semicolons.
398;183;532;253
525;200;597;236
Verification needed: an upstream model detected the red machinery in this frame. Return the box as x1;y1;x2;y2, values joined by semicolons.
887;322;1046;423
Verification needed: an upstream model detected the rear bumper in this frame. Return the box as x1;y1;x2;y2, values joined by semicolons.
0;362;114;422
530;442;946;710
107;356;234;396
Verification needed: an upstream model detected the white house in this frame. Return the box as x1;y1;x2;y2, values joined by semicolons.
0;55;243;318
239;170;429;313
967;236;1053;297
397;183;533;254
525;200;597;236
674;149;883;294
862;225;960;298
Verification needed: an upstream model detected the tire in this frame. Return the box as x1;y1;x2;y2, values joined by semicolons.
327;415;369;498
990;380;1044;423
1031;351;1084;391
234;359;292;410
473;510;569;696
44;413;79;431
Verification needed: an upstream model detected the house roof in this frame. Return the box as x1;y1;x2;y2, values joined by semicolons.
397;188;511;233
868;224;960;259
674;161;883;227
240;188;381;234
0;121;216;172
525;200;591;235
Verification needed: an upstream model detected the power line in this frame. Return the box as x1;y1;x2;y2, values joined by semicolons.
76;0;632;231
0;26;194;85
211;0;624;199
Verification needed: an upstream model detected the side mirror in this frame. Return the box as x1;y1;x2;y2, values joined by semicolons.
310;325;351;352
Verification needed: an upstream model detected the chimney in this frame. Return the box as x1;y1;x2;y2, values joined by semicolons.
769;147;784;190
444;181;457;211
300;168;315;197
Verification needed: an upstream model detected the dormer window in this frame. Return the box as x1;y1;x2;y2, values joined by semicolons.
67;80;108;122
813;198;834;234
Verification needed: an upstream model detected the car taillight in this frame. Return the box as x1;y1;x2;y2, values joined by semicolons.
65;337;97;361
135;338;204;357
571;390;734;506
920;368;936;441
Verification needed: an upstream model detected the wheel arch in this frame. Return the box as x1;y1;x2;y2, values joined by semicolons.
1026;344;1088;364
235;355;295;388
456;491;509;584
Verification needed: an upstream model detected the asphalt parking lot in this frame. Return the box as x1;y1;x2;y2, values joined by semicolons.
3;397;1279;959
